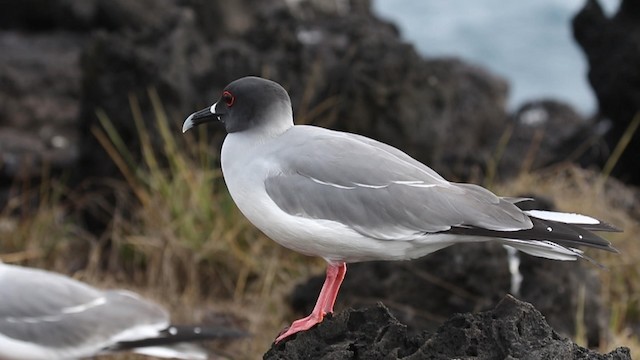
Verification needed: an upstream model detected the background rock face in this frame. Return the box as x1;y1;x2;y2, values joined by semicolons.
0;0;512;195
6;0;635;201
573;0;640;184
0;32;82;178
0;0;521;229
4;0;639;199
4;0;637;202
265;296;630;360
500;100;606;178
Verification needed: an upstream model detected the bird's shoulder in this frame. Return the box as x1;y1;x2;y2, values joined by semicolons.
0;265;103;317
275;125;447;185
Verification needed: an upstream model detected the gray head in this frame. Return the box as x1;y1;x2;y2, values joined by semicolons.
182;76;293;135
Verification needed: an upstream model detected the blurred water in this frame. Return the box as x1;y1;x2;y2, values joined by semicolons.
372;0;621;115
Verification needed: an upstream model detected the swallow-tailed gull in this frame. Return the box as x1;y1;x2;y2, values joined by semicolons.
0;262;245;359
182;76;620;343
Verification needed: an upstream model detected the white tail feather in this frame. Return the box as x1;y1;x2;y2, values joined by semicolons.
524;210;600;225
500;239;582;261
132;343;208;360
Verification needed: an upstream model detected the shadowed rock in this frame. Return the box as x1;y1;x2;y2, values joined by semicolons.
265;295;630;360
573;0;640;184
499;100;605;179
1;0;511;207
292;242;607;347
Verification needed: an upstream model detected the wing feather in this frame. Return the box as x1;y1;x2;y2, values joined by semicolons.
266;127;532;240
0;264;167;350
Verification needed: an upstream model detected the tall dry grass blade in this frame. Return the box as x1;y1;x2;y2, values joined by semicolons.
129;94;160;176
196;126;217;172
91;125;149;205
36;162;52;214
574;284;587;347
565;132;600;164
96;110;137;172
148;87;189;178
519;128;545;175
484;124;513;189
296;60;323;121
599;111;640;188
299;96;340;127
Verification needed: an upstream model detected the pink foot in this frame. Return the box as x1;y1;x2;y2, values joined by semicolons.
275;312;325;343
274;262;347;344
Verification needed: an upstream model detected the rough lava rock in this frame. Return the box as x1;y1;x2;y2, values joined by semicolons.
1;0;511;212
2;0;635;206
499;100;605;179
265;295;630;360
0;31;83;207
291;243;511;333
76;0;510;184
291;242;607;347
573;0;640;184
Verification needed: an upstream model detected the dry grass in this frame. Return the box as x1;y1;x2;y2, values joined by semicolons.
0;90;324;359
91;90;327;358
1;96;638;359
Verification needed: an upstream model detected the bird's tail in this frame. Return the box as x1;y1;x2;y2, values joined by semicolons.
448;209;620;262
107;325;248;359
500;210;620;262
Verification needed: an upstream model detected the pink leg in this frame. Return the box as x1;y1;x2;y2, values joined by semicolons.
275;262;347;343
322;262;346;313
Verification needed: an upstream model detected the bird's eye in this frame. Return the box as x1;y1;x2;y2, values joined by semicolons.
222;91;235;107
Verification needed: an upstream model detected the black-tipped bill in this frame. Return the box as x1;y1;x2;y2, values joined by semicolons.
182;103;220;133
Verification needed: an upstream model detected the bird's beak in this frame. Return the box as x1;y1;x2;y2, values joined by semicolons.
182;102;221;133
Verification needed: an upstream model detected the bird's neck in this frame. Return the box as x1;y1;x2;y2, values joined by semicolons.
242;110;294;143
222;117;292;160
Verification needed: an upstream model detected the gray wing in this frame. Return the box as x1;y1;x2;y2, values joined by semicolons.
266;127;531;240
0;264;168;350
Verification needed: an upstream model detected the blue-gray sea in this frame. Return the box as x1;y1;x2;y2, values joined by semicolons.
372;0;621;115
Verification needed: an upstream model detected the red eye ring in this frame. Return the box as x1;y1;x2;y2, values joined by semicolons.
222;91;235;107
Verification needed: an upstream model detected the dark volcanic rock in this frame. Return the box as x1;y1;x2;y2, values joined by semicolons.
519;256;607;347
573;0;640;184
499;100;603;179
0;0;513;226
268;303;423;359
291;242;607;346
3;0;637;204
292;243;511;332
77;0;510;184
0;32;82;178
0;0;513;225
0;31;83;206
265;295;630;360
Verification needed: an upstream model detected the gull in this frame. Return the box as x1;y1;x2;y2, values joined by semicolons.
182;76;619;343
0;262;245;359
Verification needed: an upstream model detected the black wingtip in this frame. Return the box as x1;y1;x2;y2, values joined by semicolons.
580;220;623;233
447;216;620;255
111;324;249;351
603;242;621;254
577;251;608;269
